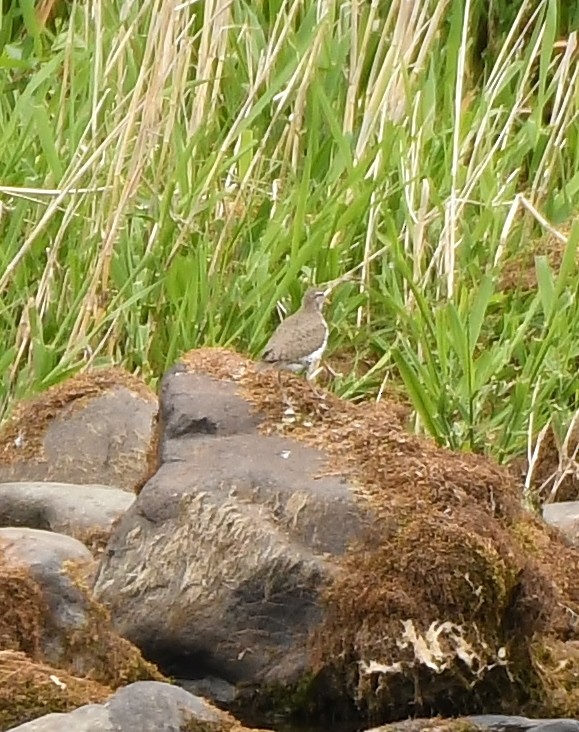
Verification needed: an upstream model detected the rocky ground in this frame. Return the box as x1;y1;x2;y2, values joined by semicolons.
0;349;578;731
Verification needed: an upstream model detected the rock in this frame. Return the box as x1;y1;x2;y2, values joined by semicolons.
94;363;368;690
468;716;579;732
94;349;579;724
0;650;111;731
176;676;237;705
364;720;481;732
0;527;160;688
0;368;157;492
158;363;261;443
7;680;261;732
0;482;134;553
543;502;579;546
365;718;579;732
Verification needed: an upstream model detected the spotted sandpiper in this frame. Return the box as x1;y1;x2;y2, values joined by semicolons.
260;287;329;381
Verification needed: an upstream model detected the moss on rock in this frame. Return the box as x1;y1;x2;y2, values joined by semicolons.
0;549;163;696
0;367;155;466
0;553;46;659
61;559;165;687
178;348;579;721
0;650;111;731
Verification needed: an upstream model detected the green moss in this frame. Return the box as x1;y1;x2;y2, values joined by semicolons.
232;671;357;728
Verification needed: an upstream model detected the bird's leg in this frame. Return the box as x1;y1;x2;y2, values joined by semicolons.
306;361;325;399
276;367;295;409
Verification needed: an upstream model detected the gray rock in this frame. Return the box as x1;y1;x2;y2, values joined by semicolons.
158;367;261;445
176;675;237;705
543;501;579;545
0;481;134;542
7;680;224;731
0;383;157;491
8;705;112;732
0;528;94;666
94;369;368;690
365;718;579;732
468;716;579;732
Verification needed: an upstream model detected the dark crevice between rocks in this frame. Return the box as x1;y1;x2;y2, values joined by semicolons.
164;414;218;439
140;645;360;731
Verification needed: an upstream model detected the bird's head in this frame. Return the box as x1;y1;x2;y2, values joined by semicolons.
302;287;327;312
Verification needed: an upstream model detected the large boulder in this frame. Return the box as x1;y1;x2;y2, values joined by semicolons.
94;349;579;725
94;359;369;688
0;368;158;491
5;679;267;732
0;527;160;688
0;482;134;554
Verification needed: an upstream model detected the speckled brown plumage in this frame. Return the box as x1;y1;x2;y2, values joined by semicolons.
261;288;328;377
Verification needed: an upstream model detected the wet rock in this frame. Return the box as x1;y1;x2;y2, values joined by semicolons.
0;482;134;552
0;527;160;688
0;368;157;491
94;364;368;690
543;502;579;546
6;680;240;731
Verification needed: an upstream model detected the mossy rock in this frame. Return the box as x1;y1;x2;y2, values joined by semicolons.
0;546;163;691
180;348;579;722
0;366;158;491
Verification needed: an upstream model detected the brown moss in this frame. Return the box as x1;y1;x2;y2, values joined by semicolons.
0;366;156;467
0;548;162;693
0;651;111;731
178;348;579;718
509;517;579;636
528;639;579;717
0;552;46;657
61;560;165;688
74;524;115;558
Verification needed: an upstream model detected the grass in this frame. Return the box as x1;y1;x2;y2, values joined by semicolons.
1;0;579;500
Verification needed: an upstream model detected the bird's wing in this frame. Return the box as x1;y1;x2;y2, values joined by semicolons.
261;315;297;362
262;313;326;362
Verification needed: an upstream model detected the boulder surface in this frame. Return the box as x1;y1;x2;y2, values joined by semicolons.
94;361;368;687
0;527;160;690
93;349;579;725
0;368;157;491
543;501;579;546
0;481;134;553
6;679;264;732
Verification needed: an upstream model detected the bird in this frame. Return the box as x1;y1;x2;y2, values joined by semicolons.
260;287;329;382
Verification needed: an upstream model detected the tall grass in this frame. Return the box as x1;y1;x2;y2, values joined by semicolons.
1;0;578;479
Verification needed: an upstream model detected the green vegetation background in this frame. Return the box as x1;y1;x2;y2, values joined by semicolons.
1;0;578;492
